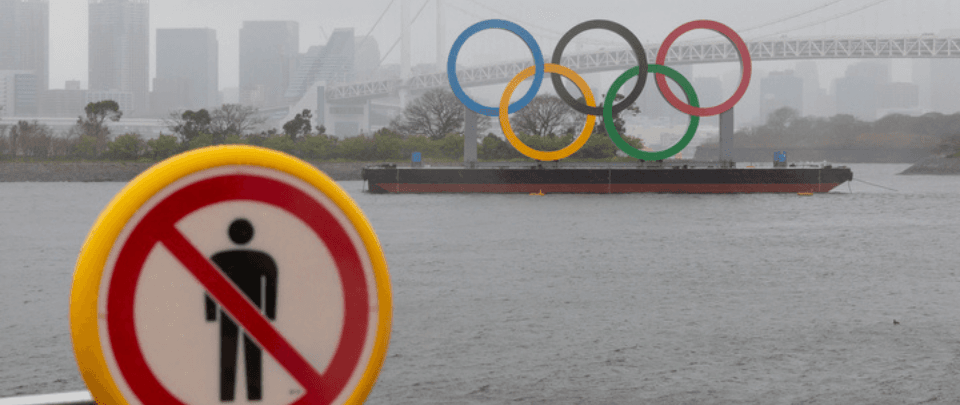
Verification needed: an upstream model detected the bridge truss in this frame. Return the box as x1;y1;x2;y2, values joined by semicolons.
326;35;960;103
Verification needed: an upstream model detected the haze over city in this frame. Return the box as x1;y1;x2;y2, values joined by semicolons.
5;0;960;138
39;0;960;88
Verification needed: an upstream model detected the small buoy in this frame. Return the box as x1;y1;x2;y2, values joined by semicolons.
893;319;899;325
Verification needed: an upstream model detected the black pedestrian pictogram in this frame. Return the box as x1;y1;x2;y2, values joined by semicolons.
204;218;278;402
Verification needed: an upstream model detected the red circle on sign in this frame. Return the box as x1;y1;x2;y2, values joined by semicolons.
106;174;369;405
654;20;752;117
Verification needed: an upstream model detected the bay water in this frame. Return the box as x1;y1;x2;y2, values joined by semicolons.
2;164;960;403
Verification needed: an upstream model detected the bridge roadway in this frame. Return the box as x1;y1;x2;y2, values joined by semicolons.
327;35;960;103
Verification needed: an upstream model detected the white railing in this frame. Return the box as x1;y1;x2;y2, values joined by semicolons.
327;35;960;102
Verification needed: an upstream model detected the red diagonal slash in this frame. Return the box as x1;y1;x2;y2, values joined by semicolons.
161;226;326;403
105;174;369;405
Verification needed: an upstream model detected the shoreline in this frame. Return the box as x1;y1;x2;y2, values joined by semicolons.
5;159;954;182
0;161;387;182
898;155;960;175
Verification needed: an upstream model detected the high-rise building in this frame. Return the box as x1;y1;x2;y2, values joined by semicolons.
286;28;358;102
835;61;891;121
154;28;218;114
40;87;87;117
794;61;834;117
239;21;299;107
760;70;803;120
0;0;49;91
835;76;877;121
0;70;38;116
88;0;149;114
636;64;692;125
929;59;960;114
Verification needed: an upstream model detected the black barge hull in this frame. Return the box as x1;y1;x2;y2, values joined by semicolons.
361;164;854;194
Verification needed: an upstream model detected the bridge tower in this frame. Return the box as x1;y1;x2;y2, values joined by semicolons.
399;0;412;108
436;0;445;72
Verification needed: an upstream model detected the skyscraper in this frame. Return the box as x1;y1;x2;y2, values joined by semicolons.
0;0;49;91
760;70;803;120
834;61;890;121
88;0;149;114
154;28;218;113
285;28;357;102
239;21;299;107
0;70;37;116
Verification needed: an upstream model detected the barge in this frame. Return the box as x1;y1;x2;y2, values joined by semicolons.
361;161;853;194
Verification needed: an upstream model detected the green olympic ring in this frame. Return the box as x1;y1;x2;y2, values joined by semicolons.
604;64;700;161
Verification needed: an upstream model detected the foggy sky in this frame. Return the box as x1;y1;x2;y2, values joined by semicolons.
46;0;960;90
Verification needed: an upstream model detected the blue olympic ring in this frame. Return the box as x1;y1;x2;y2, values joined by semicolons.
447;19;544;117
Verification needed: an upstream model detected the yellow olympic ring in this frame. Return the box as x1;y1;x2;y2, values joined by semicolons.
499;63;596;161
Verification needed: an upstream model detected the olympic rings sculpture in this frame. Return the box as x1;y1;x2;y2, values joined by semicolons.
447;19;752;161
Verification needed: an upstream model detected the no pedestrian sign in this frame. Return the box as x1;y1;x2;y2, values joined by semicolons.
70;145;392;405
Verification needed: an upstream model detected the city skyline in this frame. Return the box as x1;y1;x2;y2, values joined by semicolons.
3;0;960;130
31;0;960;92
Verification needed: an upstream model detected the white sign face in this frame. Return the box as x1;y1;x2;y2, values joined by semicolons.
75;160;388;405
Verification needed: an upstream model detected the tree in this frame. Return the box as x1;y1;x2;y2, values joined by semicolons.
261;134;296;154
210;104;265;141
335;135;377;160
146;134;181;160
593;93;640;138
85;100;123;124
283;109;313;141
479;133;521;160
510;94;582;137
165;109;212;144
74;100;122;156
105;133;145;160
298;133;337;159
8;120;54;158
166;104;264;145
391;89;466;139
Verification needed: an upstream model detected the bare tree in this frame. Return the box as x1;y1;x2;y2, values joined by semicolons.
49;135;74;157
9;120;54;158
164;104;264;144
210;104;265;140
391;89;467;139
510;95;583;137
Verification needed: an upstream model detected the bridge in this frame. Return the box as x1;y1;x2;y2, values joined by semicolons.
326;35;960;103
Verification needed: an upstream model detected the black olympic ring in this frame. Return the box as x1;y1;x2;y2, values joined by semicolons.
550;20;648;116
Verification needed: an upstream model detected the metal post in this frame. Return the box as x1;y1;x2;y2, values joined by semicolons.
463;108;478;166
719;108;734;165
435;0;445;72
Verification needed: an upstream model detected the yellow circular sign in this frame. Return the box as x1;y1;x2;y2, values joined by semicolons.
71;145;392;405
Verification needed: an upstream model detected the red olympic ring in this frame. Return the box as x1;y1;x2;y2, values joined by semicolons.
655;20;752;117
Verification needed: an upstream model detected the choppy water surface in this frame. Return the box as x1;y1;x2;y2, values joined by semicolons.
2;164;960;403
